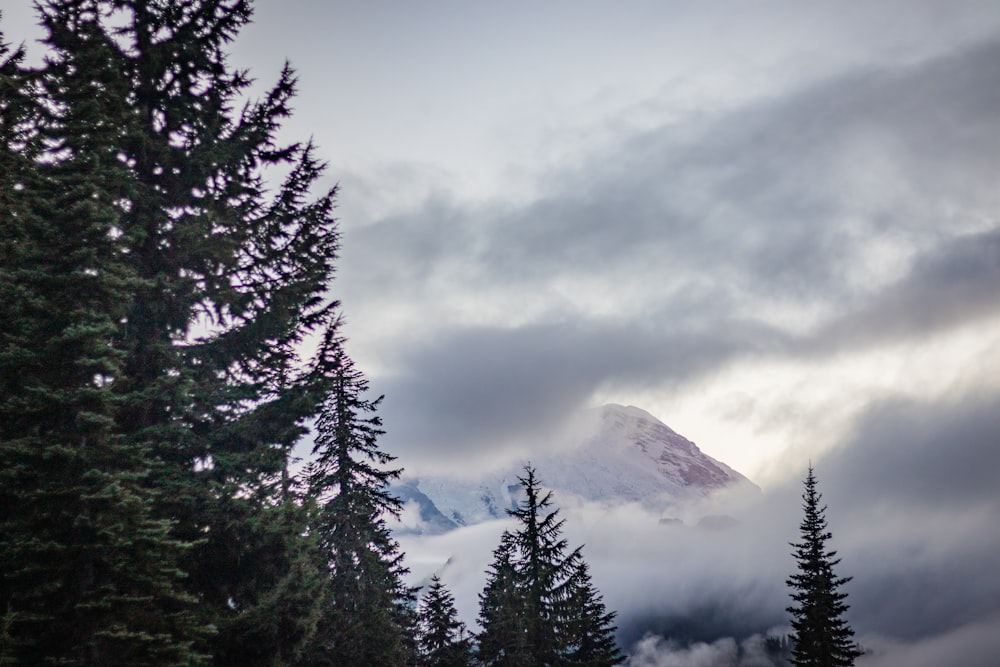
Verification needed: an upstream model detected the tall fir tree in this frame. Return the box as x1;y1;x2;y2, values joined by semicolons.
2;1;342;663
416;575;473;667
476;532;531;667
786;466;862;667
301;327;416;667
1;15;210;665
0;26;27;659
210;462;327;666
477;466;622;667
560;561;623;667
510;466;581;665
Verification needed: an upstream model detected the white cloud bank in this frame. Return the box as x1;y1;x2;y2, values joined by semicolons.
396;389;1000;662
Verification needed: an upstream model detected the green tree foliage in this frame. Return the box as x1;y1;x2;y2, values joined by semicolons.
0;39;39;662
560;561;623;667
786;466;862;667
416;575;473;667
300;330;416;666
211;466;327;666
1;13;209;664
477;533;531;667
477;466;622;667
1;1;341;663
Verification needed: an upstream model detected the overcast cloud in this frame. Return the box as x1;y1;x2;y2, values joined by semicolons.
398;386;1000;663
336;30;1000;476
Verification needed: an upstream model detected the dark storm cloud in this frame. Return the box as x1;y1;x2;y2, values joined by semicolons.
770;391;1000;641
345;194;475;285
817;391;1000;640
824;387;1000;512
808;227;1000;352
374;318;788;464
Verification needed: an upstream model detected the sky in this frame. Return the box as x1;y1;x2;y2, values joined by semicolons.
221;0;1000;488
4;1;1000;664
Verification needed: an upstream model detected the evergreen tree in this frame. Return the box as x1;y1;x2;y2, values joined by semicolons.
210;464;327;667
476;533;531;667
786;466;862;667
416;575;473;667
0;14;215;665
477;466;622;667
2;1;341;663
301;328;416;667
1;15;209;665
560;562;623;667
509;466;581;665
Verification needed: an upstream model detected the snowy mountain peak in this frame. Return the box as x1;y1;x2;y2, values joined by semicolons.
587;403;743;489
393;404;755;534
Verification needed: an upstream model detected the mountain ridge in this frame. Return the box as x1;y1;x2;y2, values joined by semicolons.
393;403;756;534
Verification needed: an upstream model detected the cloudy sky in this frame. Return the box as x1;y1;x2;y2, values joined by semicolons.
5;1;1000;663
220;0;1000;488
7;1;996;482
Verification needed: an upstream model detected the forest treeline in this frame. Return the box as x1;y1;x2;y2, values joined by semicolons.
0;2;859;666
0;2;620;665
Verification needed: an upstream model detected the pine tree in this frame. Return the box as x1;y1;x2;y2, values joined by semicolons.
560;561;623;667
786;466;862;667
210;464;327;667
301;328;416;666
477;466;622;667
0;42;37;655
477;533;531;667
416;575;473;667
510;466;581;665
2;1;341;663
1;15;210;664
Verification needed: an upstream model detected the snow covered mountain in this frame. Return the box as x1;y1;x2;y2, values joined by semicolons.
393;404;756;534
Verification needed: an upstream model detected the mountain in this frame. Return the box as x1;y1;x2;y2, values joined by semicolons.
393;404;756;534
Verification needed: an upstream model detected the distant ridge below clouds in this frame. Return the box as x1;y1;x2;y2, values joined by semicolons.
393;403;757;534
